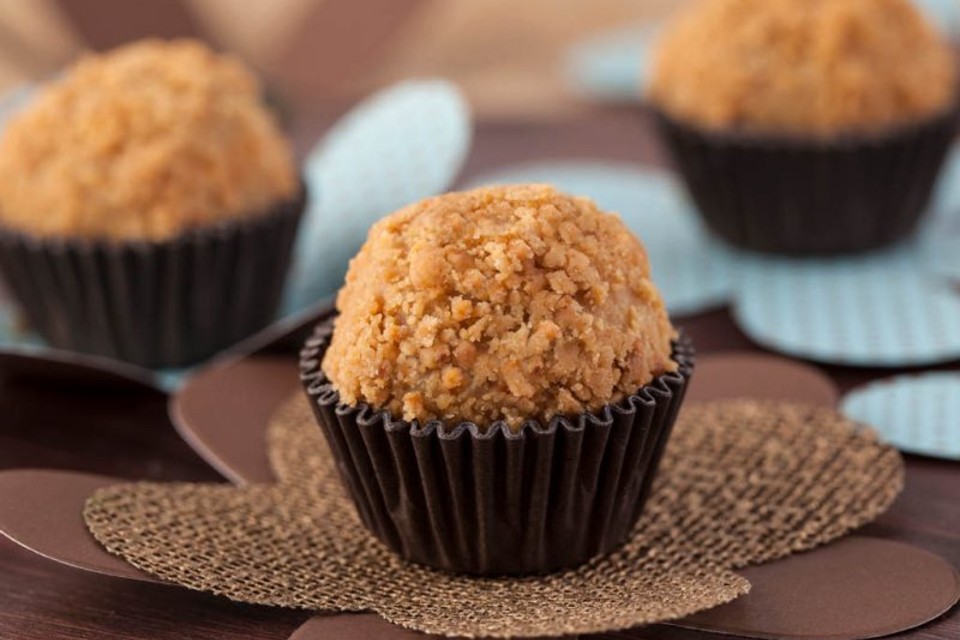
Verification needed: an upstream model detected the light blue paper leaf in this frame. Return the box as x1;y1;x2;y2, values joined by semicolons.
0;306;45;352
918;216;960;281
919;146;960;280
284;79;472;313
733;249;960;367
565;25;658;102
929;144;960;218
914;0;960;39
842;372;960;460
465;161;738;316
566;0;960;101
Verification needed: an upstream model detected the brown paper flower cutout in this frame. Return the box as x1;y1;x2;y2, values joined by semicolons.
4;352;948;640
81;392;903;638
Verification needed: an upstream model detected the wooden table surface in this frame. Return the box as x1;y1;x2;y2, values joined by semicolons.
1;111;958;640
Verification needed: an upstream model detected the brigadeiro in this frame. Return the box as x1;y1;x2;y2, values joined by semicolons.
300;184;693;575
0;39;305;367
648;0;958;255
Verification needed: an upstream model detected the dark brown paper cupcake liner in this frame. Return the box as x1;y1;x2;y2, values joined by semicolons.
299;319;694;576
0;186;306;368
652;104;958;255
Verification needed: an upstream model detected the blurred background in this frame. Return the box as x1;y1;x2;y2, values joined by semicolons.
0;0;686;120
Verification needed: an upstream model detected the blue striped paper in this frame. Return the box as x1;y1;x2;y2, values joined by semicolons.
842;373;960;460
733;249;960;367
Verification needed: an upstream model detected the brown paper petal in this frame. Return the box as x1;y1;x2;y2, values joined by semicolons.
675;536;960;640
83;396;902;638
0;469;162;584
170;356;300;485
687;352;838;407
290;614;432;640
0;349;160;391
3;466;953;640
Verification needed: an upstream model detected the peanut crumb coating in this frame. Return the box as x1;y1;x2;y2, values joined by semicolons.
322;184;677;431
0;39;296;240
649;0;957;136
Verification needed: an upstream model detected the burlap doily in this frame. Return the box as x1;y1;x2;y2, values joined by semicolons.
84;398;903;638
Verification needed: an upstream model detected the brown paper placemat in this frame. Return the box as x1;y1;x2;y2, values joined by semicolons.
84;397;903;638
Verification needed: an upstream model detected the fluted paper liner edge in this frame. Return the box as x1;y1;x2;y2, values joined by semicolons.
0;185;306;368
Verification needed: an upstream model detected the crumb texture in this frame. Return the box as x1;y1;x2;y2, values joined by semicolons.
0;39;297;240
322;184;677;430
649;0;957;135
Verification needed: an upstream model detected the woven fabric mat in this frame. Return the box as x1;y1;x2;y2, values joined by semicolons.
84;398;903;638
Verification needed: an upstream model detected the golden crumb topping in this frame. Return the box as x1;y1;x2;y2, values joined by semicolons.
0;39;297;240
649;0;957;135
322;184;677;431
